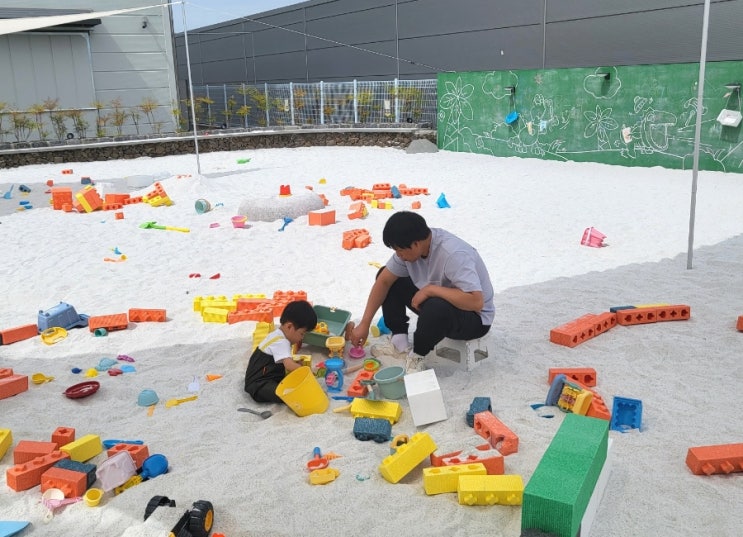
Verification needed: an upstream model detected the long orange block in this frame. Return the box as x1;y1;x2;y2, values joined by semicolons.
473;411;519;456
549;314;599;348
128;308;166;322
0;323;38;345
13;440;58;464
548;367;597;387
616;307;658;326
655;304;691;322
6;450;70;491
41;466;87;498
738;315;743;331
686;443;743;475
308;208;336;226
88;313;128;333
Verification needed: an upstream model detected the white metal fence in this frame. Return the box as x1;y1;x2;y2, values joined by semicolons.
187;79;437;130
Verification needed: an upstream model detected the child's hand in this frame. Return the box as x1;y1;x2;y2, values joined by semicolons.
344;321;356;341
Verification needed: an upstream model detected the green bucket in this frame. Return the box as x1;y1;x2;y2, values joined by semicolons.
373;366;406;400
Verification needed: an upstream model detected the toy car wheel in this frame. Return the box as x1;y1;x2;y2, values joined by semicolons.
372;435;387;444
355;433;369;441
188;500;214;537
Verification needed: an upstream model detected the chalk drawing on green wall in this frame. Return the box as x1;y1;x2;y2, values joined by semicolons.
438;62;743;173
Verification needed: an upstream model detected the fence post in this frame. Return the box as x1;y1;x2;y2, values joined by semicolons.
394;78;400;123
264;83;270;127
223;84;228;128
353;79;358;124
320;81;325;125
242;83;248;128
290;82;295;126
205;85;211;126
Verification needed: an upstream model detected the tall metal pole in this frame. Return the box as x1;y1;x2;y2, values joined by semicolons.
181;3;201;175
686;0;711;269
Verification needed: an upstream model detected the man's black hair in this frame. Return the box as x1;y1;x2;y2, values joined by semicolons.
382;211;431;249
280;300;318;330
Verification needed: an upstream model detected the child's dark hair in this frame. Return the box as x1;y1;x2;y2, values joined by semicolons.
280;300;317;330
382;211;431;249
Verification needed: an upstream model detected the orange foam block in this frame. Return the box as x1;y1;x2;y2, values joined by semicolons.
128;308;166;322
0;368;29;400
473;411;519;456
430;444;504;475
6;450;70;491
88;313;128;333
308;208;336;226
686;443;743;475
13;440;58;464
52;427;76;446
41;466;87;498
0;323;38;345
548;367;597;387
107;443;150;469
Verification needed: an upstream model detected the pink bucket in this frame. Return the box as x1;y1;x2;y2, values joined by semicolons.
580;227;606;248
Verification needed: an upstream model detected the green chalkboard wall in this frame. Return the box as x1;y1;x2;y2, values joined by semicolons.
437;61;743;172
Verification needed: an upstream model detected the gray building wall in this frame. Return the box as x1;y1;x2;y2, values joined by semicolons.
175;0;743;86
0;0;178;139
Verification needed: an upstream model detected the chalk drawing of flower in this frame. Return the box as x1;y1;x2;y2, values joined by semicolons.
584;105;618;150
440;77;474;122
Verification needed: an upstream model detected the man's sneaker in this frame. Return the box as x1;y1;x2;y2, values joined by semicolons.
405;352;427;373
370;339;410;360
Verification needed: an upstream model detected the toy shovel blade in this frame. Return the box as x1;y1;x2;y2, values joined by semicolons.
2;184;13;199
165;395;198;407
139;221;165;230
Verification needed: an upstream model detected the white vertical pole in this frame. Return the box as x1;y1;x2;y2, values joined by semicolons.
353;79;358;124
290;82;295;126
180;3;201;175
687;0;711;269
320;81;325;125
264;83;269;126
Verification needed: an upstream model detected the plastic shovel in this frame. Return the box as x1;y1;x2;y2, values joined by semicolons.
306;447;329;471
2;184;13;199
139;221;190;233
165;395;198;408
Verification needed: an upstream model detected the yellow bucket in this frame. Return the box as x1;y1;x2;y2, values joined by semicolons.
275;366;329;417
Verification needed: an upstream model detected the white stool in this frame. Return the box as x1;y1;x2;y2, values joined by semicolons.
433;337;490;371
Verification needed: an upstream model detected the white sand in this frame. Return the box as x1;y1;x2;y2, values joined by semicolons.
1;146;742;536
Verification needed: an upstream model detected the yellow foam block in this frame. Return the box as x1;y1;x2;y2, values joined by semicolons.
61;434;103;462
379;432;437;484
0;428;12;460
457;474;524;506
350;398;402;424
423;463;487;495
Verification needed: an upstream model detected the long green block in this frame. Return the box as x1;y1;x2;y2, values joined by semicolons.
521;414;609;537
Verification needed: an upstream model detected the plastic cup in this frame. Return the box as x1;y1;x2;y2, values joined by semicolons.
84;488;103;507
195;199;212;214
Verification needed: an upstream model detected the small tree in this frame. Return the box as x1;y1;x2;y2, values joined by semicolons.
196;96;215;126
67;109;88;139
10;110;33;142
171;101;184;133
92;100;108;137
236;104;251;128
28;103;49;140
0;101;8;142
129;109;141;135
109;98;128;135
43;98;66;141
138;97;158;134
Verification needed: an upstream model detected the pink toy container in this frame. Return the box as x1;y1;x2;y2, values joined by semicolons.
580;227;606;248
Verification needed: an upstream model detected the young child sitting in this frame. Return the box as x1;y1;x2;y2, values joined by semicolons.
244;300;318;404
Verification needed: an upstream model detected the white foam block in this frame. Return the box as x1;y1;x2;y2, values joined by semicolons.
580;437;614;537
404;369;447;426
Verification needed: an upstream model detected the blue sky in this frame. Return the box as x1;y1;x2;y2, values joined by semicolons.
172;1;303;31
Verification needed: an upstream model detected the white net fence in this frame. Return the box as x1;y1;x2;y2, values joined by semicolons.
188;79;437;130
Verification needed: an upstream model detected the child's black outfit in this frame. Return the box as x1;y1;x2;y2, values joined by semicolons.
244;335;287;404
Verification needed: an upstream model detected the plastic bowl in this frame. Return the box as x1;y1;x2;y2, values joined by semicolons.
137;389;159;407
